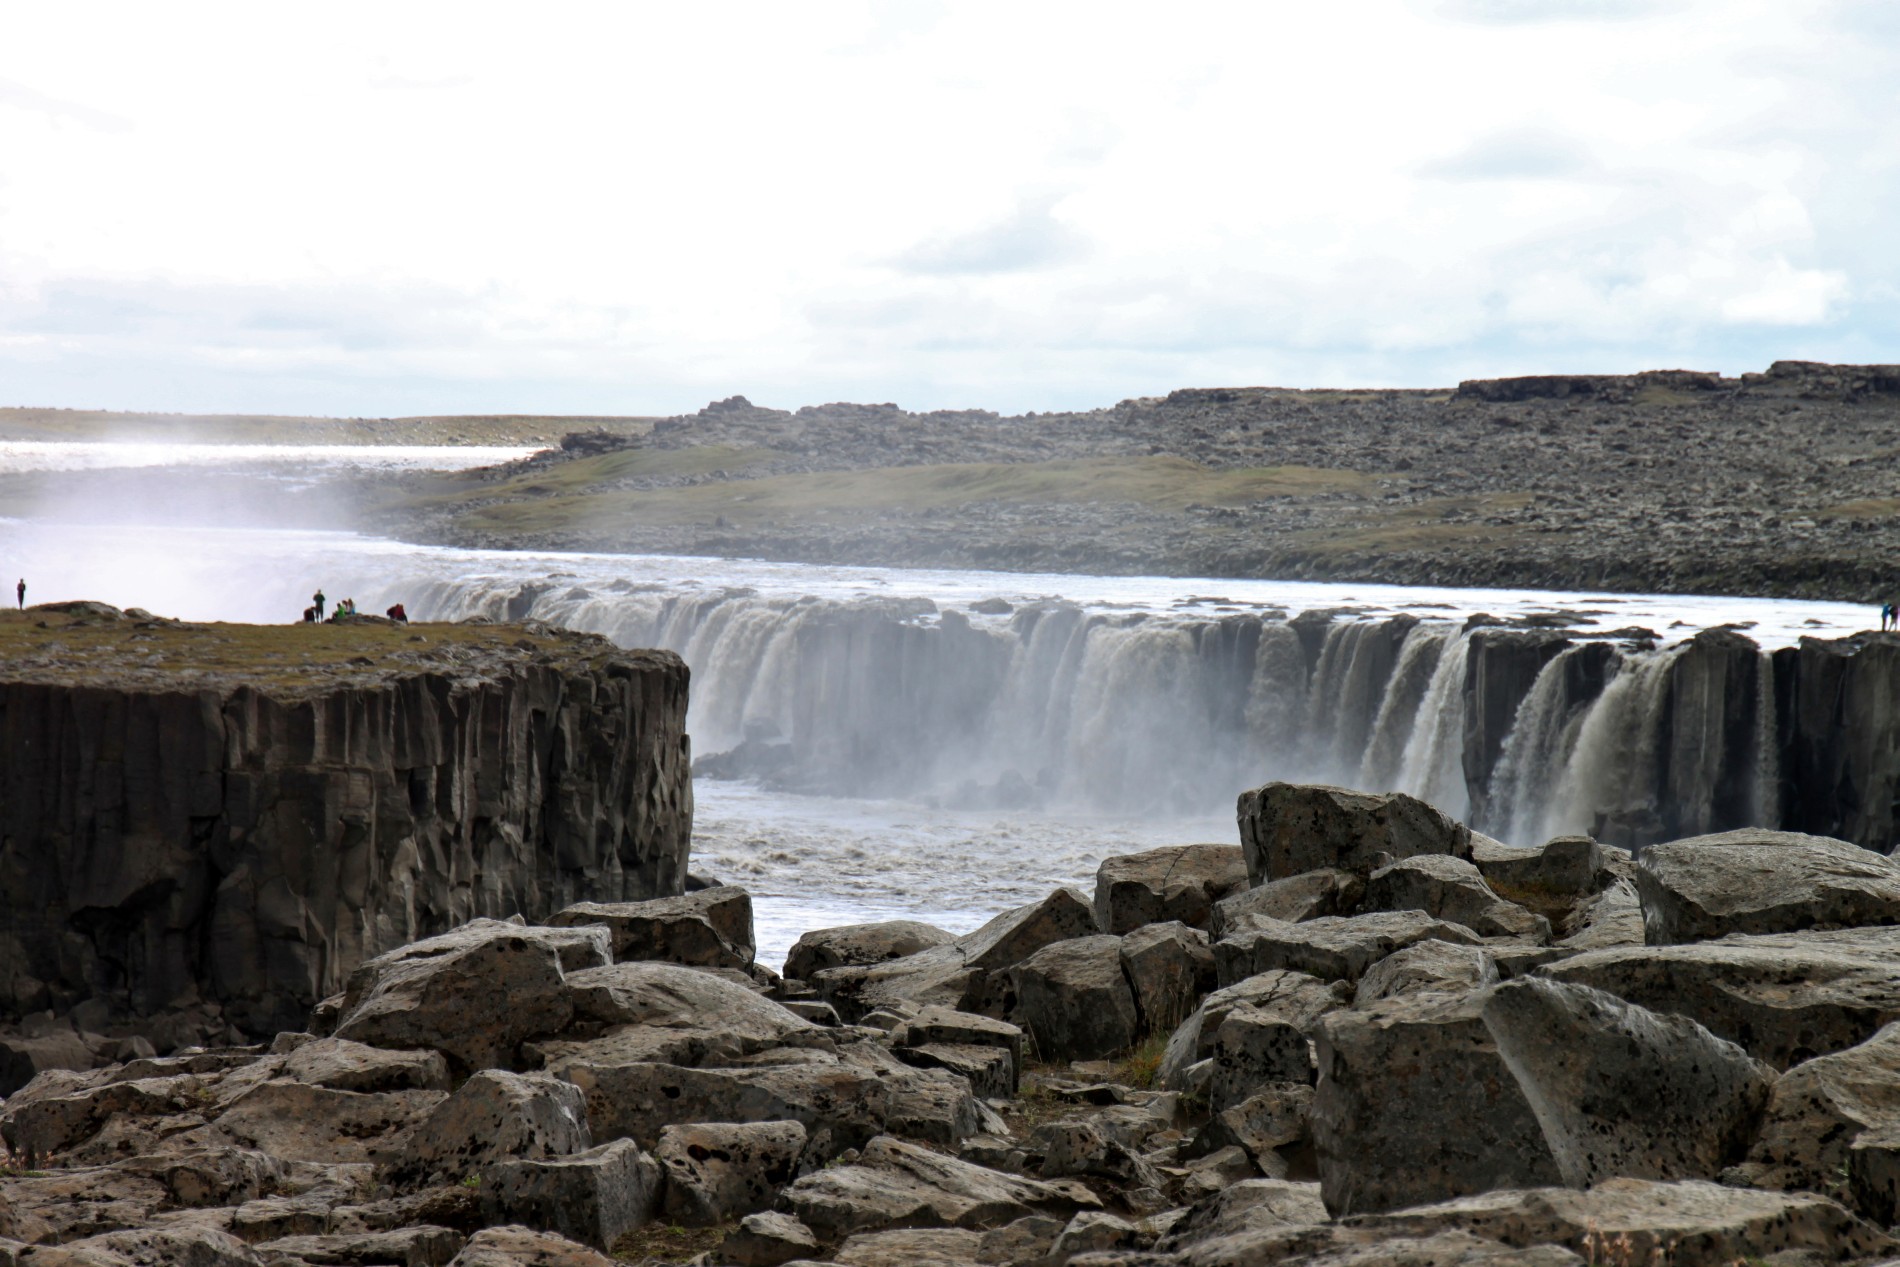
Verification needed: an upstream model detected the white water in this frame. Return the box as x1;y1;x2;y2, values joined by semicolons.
0;487;1879;967
0;440;545;473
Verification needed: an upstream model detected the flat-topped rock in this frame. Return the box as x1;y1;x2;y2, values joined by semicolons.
1214;911;1484;986
1636;828;1900;943
1237;783;1474;885
782;921;956;981
1363;855;1549;941
546;887;755;970
1093;844;1249;934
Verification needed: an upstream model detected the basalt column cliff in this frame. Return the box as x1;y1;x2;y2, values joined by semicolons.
0;607;692;1042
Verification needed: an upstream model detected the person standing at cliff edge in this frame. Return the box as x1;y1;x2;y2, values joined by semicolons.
14;579;22;610
313;589;325;621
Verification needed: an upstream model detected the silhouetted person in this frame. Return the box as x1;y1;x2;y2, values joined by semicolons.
14;579;22;610
302;605;317;623
313;589;326;621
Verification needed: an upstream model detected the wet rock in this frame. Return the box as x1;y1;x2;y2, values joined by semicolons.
1009;935;1141;1062
814;889;1099;1023
1093;845;1249;934
783;921;956;981
1313;978;1774;1215
1350;1179;1892;1267
1539;926;1900;1068
1209;870;1364;937
1353;941;1498;1006
480;1139;659;1251
1636;828;1900;943
1237;784;1473;886
1732;1020;1900;1201
1213;911;1483;987
1362;856;1549;941
281;1038;451;1094
652;1120;805;1226
545;886;756;969
448;1226;615;1267
213;1080;445;1165
720;1211;822;1267
333;921;603;1072
1159;971;1348;1094
779;1135;1099;1240
391;1071;591;1187
1120;923;1217;1036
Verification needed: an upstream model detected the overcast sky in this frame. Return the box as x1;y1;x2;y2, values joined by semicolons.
1;1;1895;416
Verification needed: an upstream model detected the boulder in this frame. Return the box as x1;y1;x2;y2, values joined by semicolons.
1092;845;1249;934
1237;783;1472;885
281;1037;452;1094
719;1212;822;1267
1554;880;1644;950
0;1074;209;1161
1155;1178;1329;1253
1120;922;1217;1035
1312;979;1774;1215
1733;1020;1900;1201
449;1226;616;1267
976;1215;1066;1264
783;921;956;981
42;1227;269;1267
546;887;756;969
653;1120;807;1226
1850;1125;1900;1226
212;1080;446;1165
778;1135;1098;1241
555;1051;980;1154
814;889;1098;1023
1195;1083;1314;1176
1353;941;1498;1006
0;1164;171;1245
899;1007;1025;1075
1350;1179;1893;1267
895;1044;1015;1100
1209;870;1364;937
536;960;818;1067
1475;835;1605;905
1159;971;1349;1094
1213;912;1483;986
391;1070;591;1186
1636;828;1900;943
481;1138;660;1251
1007;936;1141;1062
1211;1007;1313;1109
832;1227;984;1267
333;920;606;1071
1362;856;1549;941
1538;926;1900;1068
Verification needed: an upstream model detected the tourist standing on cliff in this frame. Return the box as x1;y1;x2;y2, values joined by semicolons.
313;589;325;620
14;579;22;610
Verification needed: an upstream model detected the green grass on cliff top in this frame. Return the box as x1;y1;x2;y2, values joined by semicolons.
0;609;604;692
423;452;1374;534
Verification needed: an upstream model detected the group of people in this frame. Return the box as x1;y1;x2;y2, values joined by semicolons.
303;589;407;624
1883;602;1900;632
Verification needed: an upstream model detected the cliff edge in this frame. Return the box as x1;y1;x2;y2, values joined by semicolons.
0;604;692;1044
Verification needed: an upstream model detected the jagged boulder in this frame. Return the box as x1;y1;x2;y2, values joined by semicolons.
1476;835;1606;905
1555;880;1645;950
332;920;608;1071
1539;926;1900;1068
1313;978;1773;1215
778;1135;1098;1240
782;921;956;980
481;1139;660;1251
1211;1007;1312;1109
1214;911;1484;986
894;1006;1024;1095
280;1036;451;1093
1363;856;1549;941
1636;828;1900;943
391;1070;592;1186
1210;869;1364;936
546;887;756;969
450;1226;615;1267
535;961;818;1068
1007;935;1140;1062
1092;844;1249;934
719;1211;822;1267
1237;783;1472;885
814;889;1098;1023
654;1120;807;1226
1354;941;1498;1006
1732;1020;1900;1202
1160;970;1349;1094
1119;921;1217;1035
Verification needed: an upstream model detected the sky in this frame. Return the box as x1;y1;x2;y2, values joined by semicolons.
0;0;1895;417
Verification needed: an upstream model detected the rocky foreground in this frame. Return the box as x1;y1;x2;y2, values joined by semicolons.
11;786;1900;1265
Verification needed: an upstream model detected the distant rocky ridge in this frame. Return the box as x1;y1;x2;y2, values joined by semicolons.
0;605;692;1050
11;786;1900;1264
389;359;1900;602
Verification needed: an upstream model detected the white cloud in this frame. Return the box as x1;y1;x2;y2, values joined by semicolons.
0;0;1886;414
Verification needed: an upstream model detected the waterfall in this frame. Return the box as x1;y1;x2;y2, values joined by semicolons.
1359;624;1451;791
1483;643;1619;844
1394;632;1473;822
1530;647;1684;846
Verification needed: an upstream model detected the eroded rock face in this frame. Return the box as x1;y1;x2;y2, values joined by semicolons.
545;888;755;970
1092;844;1249;934
1636;828;1900;943
1237;784;1474;885
0;632;692;1040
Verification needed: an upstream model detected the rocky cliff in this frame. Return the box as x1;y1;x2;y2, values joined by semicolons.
0;606;692;1044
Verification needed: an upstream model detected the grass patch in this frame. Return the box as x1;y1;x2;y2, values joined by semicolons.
437;455;1374;535
1817;497;1900;520
1289;493;1540;556
612;1222;733;1263
1112;1031;1172;1090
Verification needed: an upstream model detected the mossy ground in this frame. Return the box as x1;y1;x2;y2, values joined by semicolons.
611;1222;734;1263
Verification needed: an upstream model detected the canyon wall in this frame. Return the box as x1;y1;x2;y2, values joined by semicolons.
0;621;692;1041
